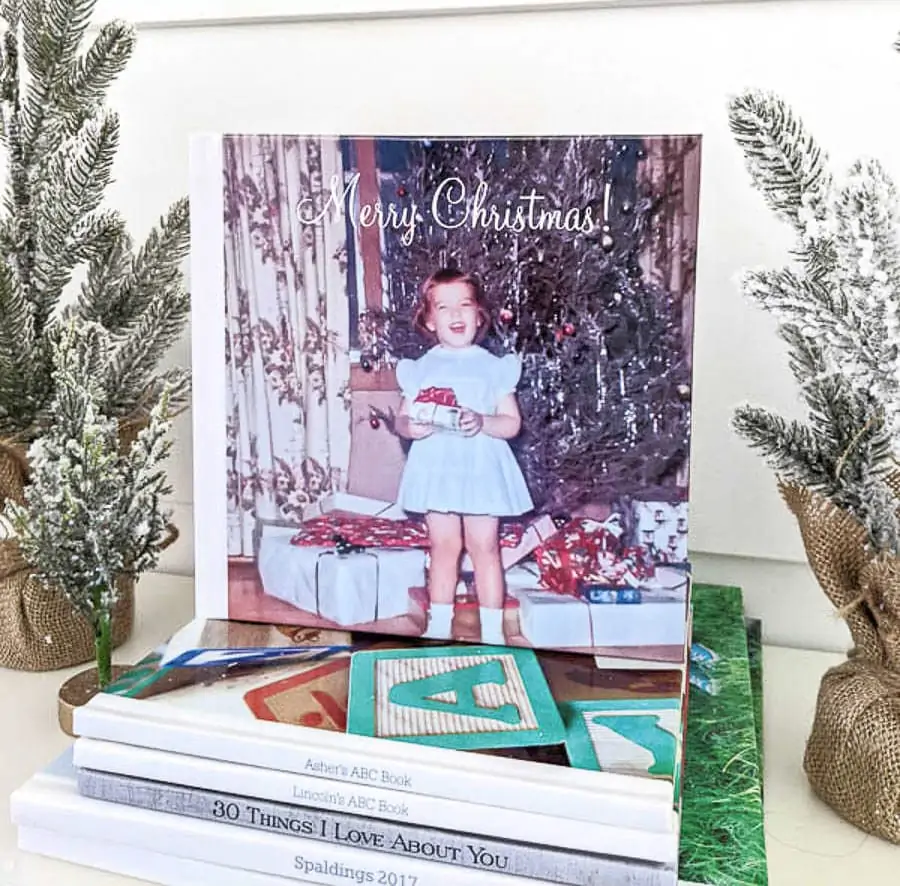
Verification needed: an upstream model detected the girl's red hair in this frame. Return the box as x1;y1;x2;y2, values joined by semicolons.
413;268;491;343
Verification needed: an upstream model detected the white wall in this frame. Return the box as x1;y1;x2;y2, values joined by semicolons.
104;0;900;652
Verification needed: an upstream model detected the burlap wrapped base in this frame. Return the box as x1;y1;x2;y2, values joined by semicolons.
0;538;134;671
782;482;900;843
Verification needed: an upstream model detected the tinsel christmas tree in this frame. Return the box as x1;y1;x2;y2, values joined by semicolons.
363;138;692;512
0;0;189;444
729;89;900;554
6;319;173;687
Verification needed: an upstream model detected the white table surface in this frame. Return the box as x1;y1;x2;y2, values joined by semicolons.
2;573;899;885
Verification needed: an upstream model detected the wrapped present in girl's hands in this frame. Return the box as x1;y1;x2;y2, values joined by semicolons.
410;386;463;432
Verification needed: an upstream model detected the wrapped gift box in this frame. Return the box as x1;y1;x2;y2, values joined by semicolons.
411;386;463;432
534;516;626;595
301;492;407;523
258;534;424;627
290;515;429;549
410;400;463;432
509;587;594;649
587;593;688;648
511;585;688;651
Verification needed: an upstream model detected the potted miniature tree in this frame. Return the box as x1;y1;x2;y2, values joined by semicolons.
5;319;175;732
0;0;190;671
729;86;900;844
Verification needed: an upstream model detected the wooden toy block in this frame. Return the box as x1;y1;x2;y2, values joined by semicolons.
560;697;681;778
347;645;565;750
243;657;351;731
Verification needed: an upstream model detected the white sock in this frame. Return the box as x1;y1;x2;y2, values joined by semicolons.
479;606;505;645
425;603;454;639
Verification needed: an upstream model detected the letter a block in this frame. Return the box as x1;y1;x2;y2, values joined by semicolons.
346;646;565;750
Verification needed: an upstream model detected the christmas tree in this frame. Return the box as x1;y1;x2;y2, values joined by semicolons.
7;319;174;687
362;137;693;512
0;0;189;445
729;90;900;554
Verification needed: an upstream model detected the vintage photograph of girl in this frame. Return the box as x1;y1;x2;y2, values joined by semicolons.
221;135;701;657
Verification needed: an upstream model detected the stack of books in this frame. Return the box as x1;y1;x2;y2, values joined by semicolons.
10;583;767;886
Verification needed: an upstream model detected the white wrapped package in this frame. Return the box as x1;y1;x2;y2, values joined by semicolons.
509;587;593;649
257;529;424;627
409;400;462;432
300;493;407;523
587;596;687;648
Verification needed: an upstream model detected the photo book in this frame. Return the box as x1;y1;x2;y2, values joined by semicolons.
71;617;688;863
189;134;702;655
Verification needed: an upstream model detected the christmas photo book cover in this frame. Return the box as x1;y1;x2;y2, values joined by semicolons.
189;134;702;657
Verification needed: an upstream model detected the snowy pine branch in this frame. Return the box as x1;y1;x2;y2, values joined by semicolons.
74;225;131;323
105;282;190;413
728;89;833;235
30;110;120;325
94;197;190;334
732;407;828;489
0;0;190;441
729;88;900;554
4;318;173;631
60;20;133;130
0;265;34;433
830;159;900;437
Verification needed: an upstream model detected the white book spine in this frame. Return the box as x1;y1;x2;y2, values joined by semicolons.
72;738;677;862
12;779;664;886
16;827;699;886
77;765;676;886
74;695;674;834
18;826;299;886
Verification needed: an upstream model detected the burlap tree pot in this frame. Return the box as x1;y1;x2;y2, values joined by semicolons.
782;481;900;844
0;423;177;672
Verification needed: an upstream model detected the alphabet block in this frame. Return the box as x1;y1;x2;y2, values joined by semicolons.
560;697;681;779
347;645;565;750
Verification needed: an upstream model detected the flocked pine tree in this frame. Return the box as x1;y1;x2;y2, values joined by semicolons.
6;319;173;687
0;0;189;445
363;138;693;512
729;89;900;554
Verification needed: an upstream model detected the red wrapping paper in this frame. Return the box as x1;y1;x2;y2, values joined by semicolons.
291;515;528;551
414;386;459;407
534;517;648;595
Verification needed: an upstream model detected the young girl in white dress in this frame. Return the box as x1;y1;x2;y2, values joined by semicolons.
394;268;534;644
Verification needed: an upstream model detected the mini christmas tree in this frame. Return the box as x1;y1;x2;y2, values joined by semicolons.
729;89;900;554
363;137;693;512
5;319;173;687
0;0;189;446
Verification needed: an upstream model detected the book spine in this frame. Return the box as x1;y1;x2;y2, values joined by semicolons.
78;768;675;886
12;781;663;886
72;737;678;861
18;826;293;886
75;697;673;822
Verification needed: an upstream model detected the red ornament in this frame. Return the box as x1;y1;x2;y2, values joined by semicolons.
369;412;381;430
397;185;408;198
563;322;576;336
499;307;514;323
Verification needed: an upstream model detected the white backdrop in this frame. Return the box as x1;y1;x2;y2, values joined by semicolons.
99;0;900;651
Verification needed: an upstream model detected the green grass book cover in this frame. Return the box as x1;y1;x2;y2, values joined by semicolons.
679;585;767;886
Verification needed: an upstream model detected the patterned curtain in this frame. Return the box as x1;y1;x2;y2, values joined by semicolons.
223;135;352;557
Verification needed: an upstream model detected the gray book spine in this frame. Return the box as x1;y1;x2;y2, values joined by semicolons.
78;768;675;886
